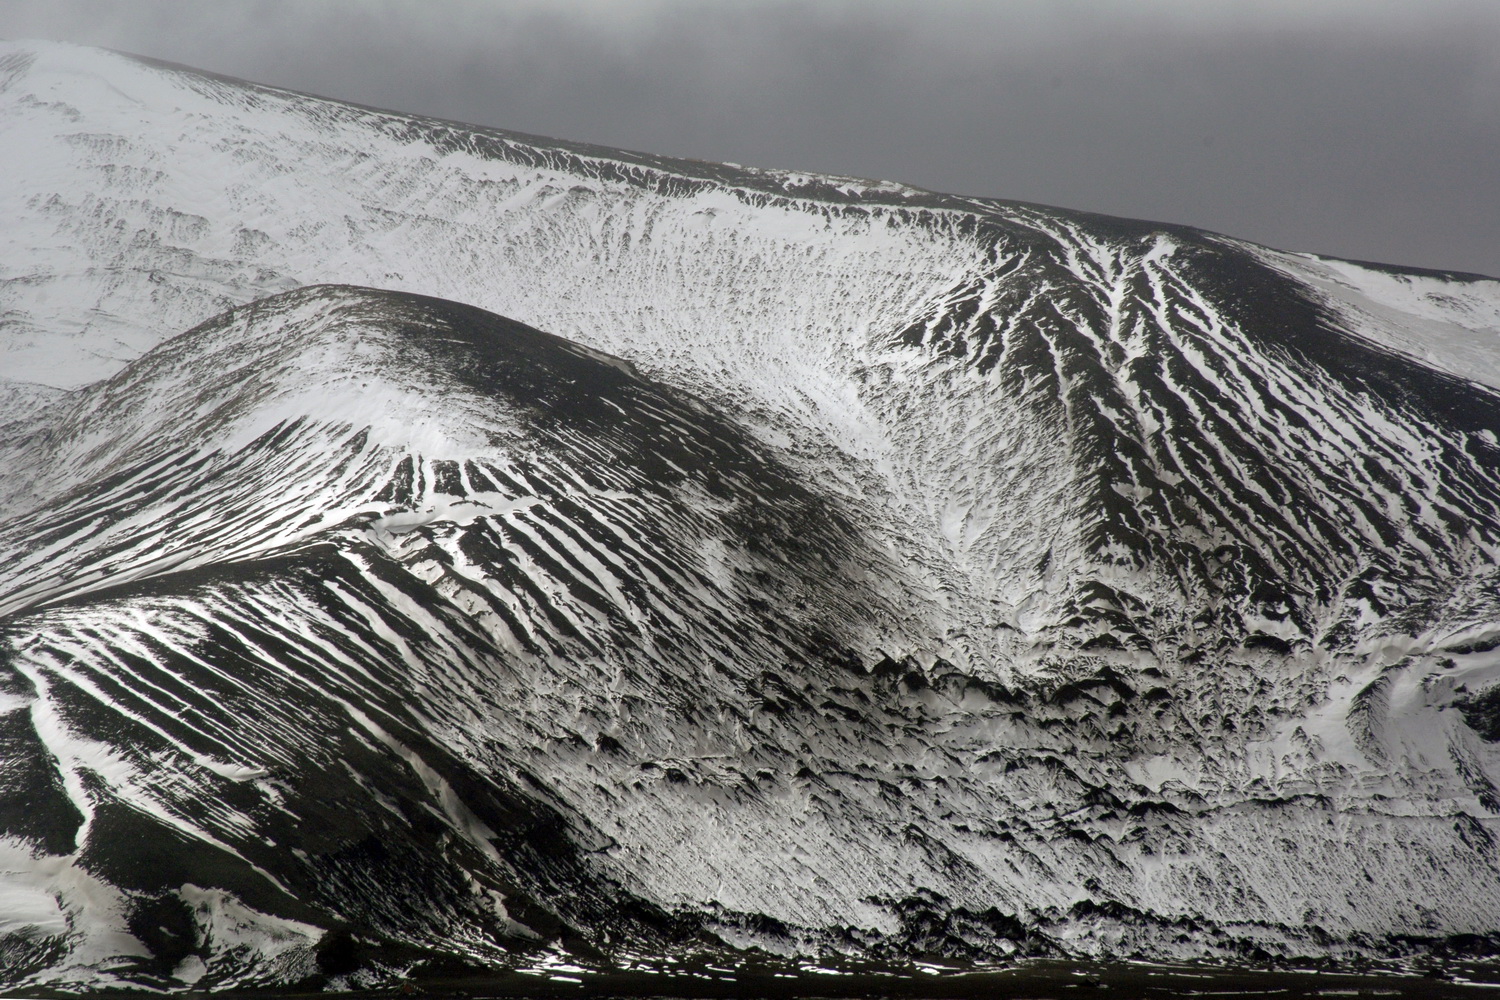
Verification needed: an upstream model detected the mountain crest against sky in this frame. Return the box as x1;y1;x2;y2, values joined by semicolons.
5;40;1500;991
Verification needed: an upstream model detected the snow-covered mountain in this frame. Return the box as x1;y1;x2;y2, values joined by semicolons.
5;39;1500;991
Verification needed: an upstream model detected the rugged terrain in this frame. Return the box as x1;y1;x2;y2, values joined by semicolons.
4;40;1500;991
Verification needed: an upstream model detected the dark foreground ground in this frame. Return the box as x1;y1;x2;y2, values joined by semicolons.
18;959;1500;1000
387;962;1500;1000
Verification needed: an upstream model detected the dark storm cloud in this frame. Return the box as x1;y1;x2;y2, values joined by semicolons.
4;0;1499;276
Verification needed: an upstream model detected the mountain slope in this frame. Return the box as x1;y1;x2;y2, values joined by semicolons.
5;40;1500;990
1;285;943;988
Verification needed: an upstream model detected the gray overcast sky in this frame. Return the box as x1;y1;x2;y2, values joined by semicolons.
4;0;1499;277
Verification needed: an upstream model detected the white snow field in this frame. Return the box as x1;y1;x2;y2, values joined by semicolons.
4;39;1500;990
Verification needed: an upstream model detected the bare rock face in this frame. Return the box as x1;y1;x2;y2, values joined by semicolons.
4;40;1500;991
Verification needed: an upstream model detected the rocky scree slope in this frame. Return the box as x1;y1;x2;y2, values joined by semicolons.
4;39;1500;990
